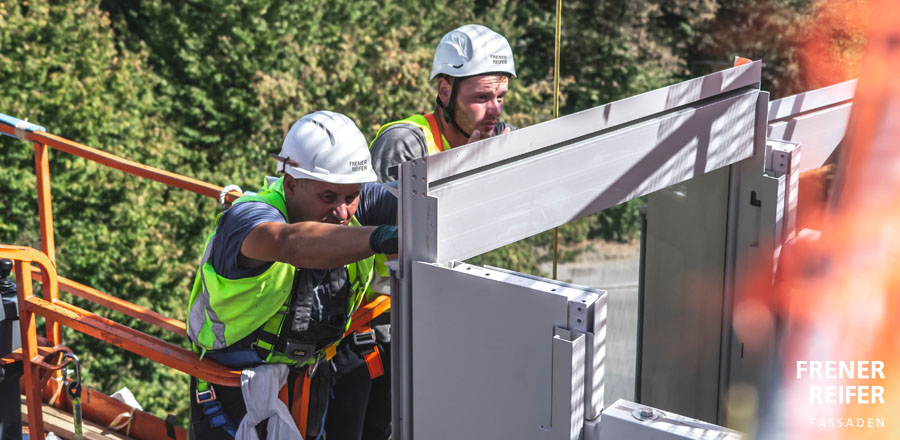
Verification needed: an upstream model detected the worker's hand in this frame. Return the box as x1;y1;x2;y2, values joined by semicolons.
370;225;398;255
467;125;511;144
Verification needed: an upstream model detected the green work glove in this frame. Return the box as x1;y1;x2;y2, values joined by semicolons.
370;225;398;254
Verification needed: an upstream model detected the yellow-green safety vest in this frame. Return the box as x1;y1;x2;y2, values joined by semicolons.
372;113;449;156
186;176;375;363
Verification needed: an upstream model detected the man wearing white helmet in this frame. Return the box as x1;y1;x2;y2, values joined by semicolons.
186;111;398;439
327;24;516;440
369;23;516;181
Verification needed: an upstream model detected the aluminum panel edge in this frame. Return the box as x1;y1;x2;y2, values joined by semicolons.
433;90;761;264
767;79;856;122
718;91;772;424
426;61;762;182
767;80;855;173
393;157;434;440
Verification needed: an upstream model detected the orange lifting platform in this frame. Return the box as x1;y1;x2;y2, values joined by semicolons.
0;117;389;439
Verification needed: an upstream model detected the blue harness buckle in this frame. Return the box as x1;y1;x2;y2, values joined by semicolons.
195;386;216;404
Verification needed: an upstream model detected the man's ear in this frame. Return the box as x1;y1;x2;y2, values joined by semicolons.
283;174;297;195
437;77;453;106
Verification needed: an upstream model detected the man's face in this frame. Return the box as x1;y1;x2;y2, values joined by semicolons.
448;75;509;137
284;177;361;225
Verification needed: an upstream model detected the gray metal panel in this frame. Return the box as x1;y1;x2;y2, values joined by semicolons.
639;165;732;423
766;79;855;121
426;61;762;182
767;79;855;173
767;104;850;173
716;92;771;425
485;265;608;419
717;96;802;429
725;173;783;392
725;142;800;409
410;261;604;440
543;328;586;440
584;294;607;419
432;89;761;264
393;158;433;440
394;64;767;439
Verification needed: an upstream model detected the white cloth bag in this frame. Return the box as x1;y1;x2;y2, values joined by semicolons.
234;364;303;440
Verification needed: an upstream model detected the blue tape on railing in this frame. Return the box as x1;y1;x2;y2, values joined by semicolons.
0;113;46;139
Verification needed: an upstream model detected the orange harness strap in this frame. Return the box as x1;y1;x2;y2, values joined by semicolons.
345;295;390;380
282;295;392;435
364;345;384;379
424;113;445;152
298;373;312;437
354;323;385;379
344;295;391;337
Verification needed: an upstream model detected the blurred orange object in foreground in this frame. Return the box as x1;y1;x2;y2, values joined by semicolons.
737;0;900;438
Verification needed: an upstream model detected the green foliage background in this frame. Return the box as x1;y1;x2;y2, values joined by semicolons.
0;0;841;425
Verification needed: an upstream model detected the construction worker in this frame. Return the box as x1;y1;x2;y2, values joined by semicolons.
186;111;398;439
369;24;516;181
326;24;516;439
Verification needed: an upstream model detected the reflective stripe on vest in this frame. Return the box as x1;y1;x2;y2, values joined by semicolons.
372;113;449;156
186;176;375;355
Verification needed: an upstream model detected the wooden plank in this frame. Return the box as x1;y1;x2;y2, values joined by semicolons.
21;395;130;440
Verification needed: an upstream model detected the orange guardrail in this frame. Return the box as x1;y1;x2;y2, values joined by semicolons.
0;118;247;439
1;116;392;439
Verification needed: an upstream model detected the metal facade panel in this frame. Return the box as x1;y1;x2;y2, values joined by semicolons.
544;328;587;440
639;166;732;423
393;158;432;439
767;79;855;173
585;294;607;419
767;103;851;173
431;89;760;264
425;61;762;183
410;261;603;439
726;173;784;392
766;79;855;122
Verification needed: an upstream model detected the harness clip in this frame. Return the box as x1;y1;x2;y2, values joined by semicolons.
353;329;377;346
196;387;216;404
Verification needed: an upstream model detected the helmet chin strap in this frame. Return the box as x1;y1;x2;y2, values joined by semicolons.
436;78;472;140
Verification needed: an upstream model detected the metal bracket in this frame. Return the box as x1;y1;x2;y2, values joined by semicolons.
766;140;800;177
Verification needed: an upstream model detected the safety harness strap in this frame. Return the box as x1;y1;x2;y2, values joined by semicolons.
343;294;391;337
194;379;238;437
365;346;385;379
424;113;445;152
343;295;391;380
354;322;385;380
298;373;313;437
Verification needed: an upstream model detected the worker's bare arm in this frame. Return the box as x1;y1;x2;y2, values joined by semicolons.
241;221;376;269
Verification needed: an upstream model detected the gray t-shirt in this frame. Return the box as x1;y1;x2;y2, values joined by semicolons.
210;182;397;279
370;120;513;182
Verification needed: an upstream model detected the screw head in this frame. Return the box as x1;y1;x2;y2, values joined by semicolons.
632;407;658;422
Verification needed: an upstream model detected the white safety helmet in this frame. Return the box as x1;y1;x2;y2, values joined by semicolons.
276;111;377;184
430;24;516;80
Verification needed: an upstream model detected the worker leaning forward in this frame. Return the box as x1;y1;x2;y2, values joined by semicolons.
186;111;398;439
325;24;517;439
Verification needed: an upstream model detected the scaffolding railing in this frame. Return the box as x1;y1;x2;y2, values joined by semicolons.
0;113;247;439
